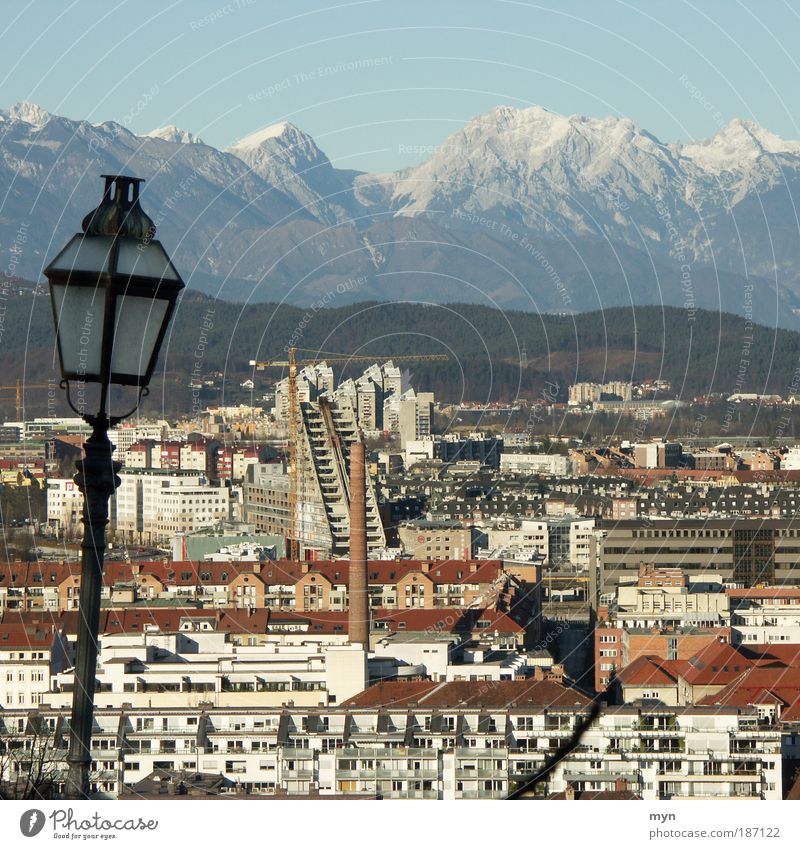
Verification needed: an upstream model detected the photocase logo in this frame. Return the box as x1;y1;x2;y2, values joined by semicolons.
20;809;46;837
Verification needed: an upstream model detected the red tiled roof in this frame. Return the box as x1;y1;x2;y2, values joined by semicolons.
0;558;506;590
371;607;523;634
0;624;56;649
616;656;683;687
698;666;800;708
728;588;800;599
680;642;749;686
3;599;520;639
343;678;591;709
259;559;504;587
780;696;800;723
264;607;523;636
741;644;800;667
340;680;438;707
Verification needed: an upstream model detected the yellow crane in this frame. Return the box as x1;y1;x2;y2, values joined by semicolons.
250;346;448;559
0;380;54;421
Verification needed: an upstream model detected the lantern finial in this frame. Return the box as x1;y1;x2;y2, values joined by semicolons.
81;174;155;241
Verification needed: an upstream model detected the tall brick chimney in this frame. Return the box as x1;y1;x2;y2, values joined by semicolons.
348;441;369;646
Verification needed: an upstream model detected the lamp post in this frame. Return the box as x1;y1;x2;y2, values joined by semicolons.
44;175;184;799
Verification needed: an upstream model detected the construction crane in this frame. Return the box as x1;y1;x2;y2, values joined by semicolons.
250;346;448;560
0;380;54;421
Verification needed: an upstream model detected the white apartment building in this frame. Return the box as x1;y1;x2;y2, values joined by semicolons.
781;448;800;470
113;469;231;544
397;389;434;446
482;518;595;568
45;478;84;537
484;520;549;559
612;584;731;630
633;442;659;469
13;417;89;440
273;363;334;420
109;422;169;464
568;381;633;406
547;706;781;800
0;700;780;800
45;617;367;711
0;628;68;709
180;441;211;472
500;453;575;477
729;588;800;644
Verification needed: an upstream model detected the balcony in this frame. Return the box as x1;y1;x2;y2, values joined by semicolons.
455;747;507;757
456;768;507;779
335;769;361;779
380;790;438;800
458;788;506;799
730;743;764;760
283;769;314;780
375;768;438;780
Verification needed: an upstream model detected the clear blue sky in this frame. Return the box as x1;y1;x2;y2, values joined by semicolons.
2;0;799;172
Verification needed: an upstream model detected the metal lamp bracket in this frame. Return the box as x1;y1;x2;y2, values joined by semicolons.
60;379;150;427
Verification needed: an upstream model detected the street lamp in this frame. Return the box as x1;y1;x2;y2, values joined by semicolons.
44;174;184;799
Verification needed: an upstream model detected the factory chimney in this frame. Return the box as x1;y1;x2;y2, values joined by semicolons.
348;440;369;646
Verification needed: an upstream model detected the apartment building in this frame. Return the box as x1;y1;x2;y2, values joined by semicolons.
274;361;403;436
594;626;730;692
568;381;633;406
214;445;260;483
609;565;730;631
273;363;334;421
0;623;68;709
0;688;780;800
729;588;800;645
397;521;477;560
397;390;434;447
0;563;68;613
599;518;800;590
47;624;367;711
403;434;502;469
113;469;231;544
109;422;169;464
613;641;800;717
484;518;594;567
500;452;575;476
45;478;84;537
0;559;531;625
244;403;385;558
123;439;258;484
0;599;540;717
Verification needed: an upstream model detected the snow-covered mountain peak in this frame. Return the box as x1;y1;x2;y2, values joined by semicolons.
227;119;359;225
453;104;656;167
5;101;52;127
464;104;570;144
144;124;204;145
680;118;800;172
228;119;333;183
228;121;305;153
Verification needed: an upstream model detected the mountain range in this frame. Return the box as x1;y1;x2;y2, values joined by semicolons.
2;101;800;326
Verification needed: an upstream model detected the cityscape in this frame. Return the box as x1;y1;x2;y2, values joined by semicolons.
2;1;800;842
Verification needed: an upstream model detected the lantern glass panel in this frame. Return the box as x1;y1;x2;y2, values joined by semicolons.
50;282;107;378
115;240;180;281
109;293;169;379
47;235;114;274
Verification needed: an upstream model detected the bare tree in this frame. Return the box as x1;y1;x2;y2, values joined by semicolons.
0;725;66;800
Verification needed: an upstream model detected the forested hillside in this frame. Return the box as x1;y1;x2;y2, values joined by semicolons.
2;291;797;418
